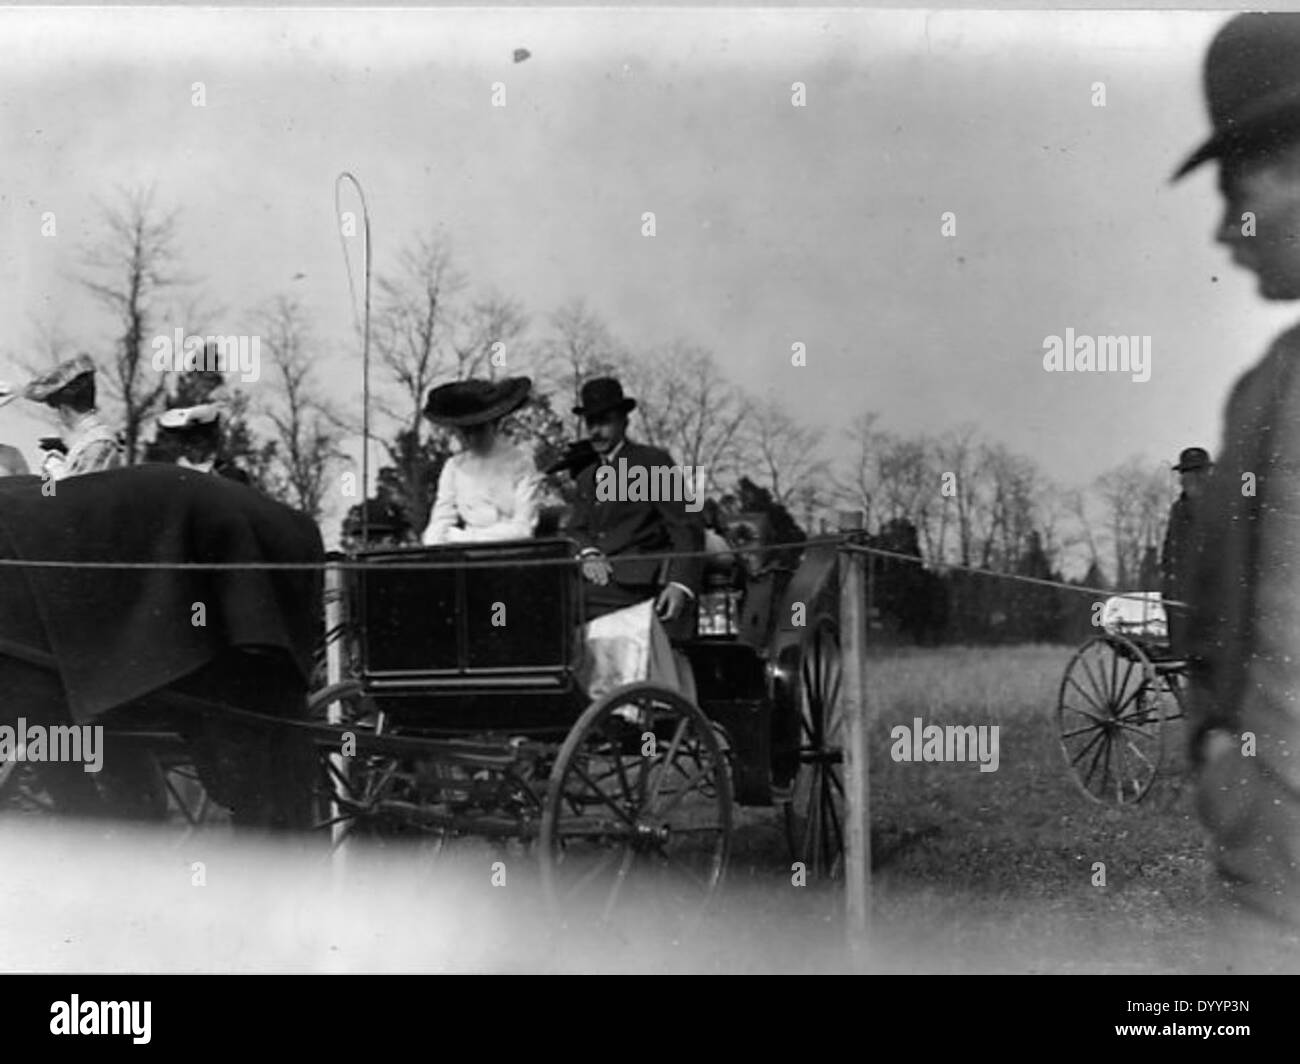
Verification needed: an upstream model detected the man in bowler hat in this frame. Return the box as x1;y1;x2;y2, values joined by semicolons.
567;376;704;636
1160;446;1212;655
1175;13;1300;929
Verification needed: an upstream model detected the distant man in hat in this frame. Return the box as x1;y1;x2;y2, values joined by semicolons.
1160;446;1212;656
567;376;705;634
342;497;413;551
155;403;251;485
1175;13;1300;930
421;376;542;544
23;354;123;480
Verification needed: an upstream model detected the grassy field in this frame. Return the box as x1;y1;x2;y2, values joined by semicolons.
3;644;1298;973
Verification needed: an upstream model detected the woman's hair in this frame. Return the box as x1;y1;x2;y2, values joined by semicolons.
177;422;221;464
49;373;96;413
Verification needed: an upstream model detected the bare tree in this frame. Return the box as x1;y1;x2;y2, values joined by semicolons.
540;298;622;435
744;396;829;508
933;425;986;568
619;341;750;496
977;442;1041;572
367;232;469;528
372;231;465;435
451;291;530;380
257;295;345;522
832;412;884;529
79;185;188;462
1095;457;1171;589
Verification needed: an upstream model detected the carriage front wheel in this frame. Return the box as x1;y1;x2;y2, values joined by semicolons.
1057;634;1169;805
539;682;733;926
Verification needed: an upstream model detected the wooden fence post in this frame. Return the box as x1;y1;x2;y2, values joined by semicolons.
837;510;871;946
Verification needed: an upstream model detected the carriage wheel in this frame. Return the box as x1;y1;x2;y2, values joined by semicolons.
783;618;845;879
0;756;58;814
539;682;732;926
0;737;177;824
305;679;387;846
1058;634;1167;805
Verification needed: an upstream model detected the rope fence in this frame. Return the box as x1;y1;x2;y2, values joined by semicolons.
0;533;1188;609
0;532;1191;617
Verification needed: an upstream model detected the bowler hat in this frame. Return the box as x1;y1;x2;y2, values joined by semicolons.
573;377;636;419
1173;446;1212;472
423;376;531;427
1174;13;1300;180
24;354;96;405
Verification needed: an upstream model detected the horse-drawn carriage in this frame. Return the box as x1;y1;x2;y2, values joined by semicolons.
1056;592;1188;805
0;467;849;916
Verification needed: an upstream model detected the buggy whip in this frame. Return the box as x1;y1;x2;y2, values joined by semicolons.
334;172;373;544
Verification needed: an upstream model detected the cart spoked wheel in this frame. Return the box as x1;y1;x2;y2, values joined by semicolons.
1058;634;1169;805
147;743;229;841
539;682;732;928
306;679;392;847
0;754;58;814
0;739;181;825
783;617;845;880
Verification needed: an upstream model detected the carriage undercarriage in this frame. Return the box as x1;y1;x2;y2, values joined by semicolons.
0;529;851;922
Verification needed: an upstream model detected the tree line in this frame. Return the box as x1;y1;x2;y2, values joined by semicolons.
15;187;1182;642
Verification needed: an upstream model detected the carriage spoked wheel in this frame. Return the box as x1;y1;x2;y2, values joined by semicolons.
0;753;58;814
0;735;205;832
1058;634;1171;805
539;682;733;930
783;618;846;880
305;679;395;849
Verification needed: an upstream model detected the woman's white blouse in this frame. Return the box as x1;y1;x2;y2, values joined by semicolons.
422;440;543;545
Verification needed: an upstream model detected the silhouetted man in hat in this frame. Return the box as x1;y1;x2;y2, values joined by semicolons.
1175;13;1300;931
567;377;704;636
1160;446;1212;656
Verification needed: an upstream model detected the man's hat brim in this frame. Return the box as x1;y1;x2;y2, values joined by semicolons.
1172;114;1300;180
572;397;636;418
1175;35;1300;182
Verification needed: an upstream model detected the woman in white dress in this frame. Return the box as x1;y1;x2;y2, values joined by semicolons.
421;376;543;545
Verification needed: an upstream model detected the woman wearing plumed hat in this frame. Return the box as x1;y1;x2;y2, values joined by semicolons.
421;376;543;545
22;354;123;480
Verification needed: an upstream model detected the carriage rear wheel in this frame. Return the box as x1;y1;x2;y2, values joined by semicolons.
539;682;732;927
783;617;845;880
1057;634;1172;805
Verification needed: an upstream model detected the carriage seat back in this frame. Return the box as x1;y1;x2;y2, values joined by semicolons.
354;538;579;694
1101;591;1168;642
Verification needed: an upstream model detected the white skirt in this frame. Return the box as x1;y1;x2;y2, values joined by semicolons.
575;598;697;705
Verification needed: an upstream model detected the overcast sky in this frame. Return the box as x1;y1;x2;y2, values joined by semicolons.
0;7;1287;541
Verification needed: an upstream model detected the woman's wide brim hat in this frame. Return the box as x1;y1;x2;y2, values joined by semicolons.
423;376;532;427
1173;13;1300;180
23;354;96;405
